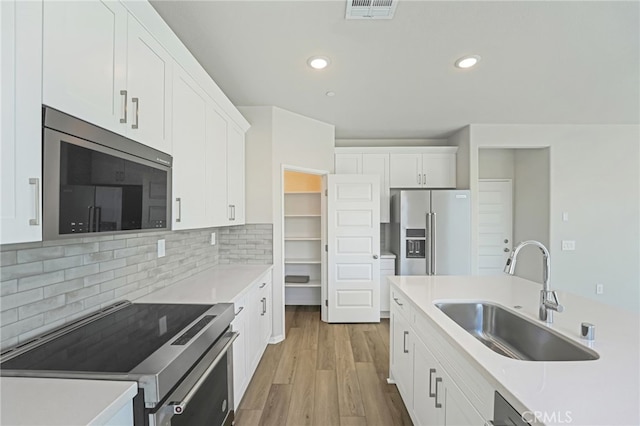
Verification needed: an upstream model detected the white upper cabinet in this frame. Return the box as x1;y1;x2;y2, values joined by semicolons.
1;0;43;244
389;149;457;188
205;104;229;226
335;153;362;174
43;1;127;135
43;1;172;154
171;66;208;230
227;125;246;225
125;15;172;154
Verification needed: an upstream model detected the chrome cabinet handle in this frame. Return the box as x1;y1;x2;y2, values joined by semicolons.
132;97;139;129
403;330;409;353
171;332;238;415
434;377;443;408
259;282;266;289
228;205;233;221
29;178;40;225
428;368;436;397
261;297;266;315
422;173;426;185
234;306;244;316
393;297;403;306
232;205;236;220
119;90;128;123
176;198;182;223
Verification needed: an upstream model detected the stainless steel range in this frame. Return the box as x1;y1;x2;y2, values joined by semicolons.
0;301;237;426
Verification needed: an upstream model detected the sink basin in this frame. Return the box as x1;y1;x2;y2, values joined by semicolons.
435;302;599;361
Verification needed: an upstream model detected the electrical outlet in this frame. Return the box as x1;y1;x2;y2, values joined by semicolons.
561;240;575;251
596;284;604;295
210;232;216;245
157;239;166;258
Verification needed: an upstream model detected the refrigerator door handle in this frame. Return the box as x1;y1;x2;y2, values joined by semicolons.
426;213;432;275
431;212;437;275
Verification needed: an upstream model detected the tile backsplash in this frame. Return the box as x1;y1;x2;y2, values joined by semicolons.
0;224;273;350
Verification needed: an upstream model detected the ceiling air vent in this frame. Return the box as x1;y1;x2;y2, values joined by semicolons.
346;0;398;20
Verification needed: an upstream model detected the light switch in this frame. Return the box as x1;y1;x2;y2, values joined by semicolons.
561;240;575;251
562;212;569;222
157;239;166;257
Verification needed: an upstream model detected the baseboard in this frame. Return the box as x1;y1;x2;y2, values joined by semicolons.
269;334;285;344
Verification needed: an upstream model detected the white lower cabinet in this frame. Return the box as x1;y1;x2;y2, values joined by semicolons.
379;258;395;314
231;270;272;409
390;286;490;426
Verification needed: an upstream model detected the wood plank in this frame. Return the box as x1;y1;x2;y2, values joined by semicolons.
273;327;303;384
291;306;309;328
363;330;389;374
314;370;340;426
355;362;396;426
286;349;317;426
285;305;297;335
348;324;373;363
340;416;368;426
376;319;391;351
316;321;336;370
300;310;320;350
235;409;263;426
333;324;350;341
385;387;413;426
335;339;365;416
259;384;293;426
240;342;285;410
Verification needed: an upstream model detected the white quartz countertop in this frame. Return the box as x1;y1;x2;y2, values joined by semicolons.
388;274;640;426
380;251;396;259
137;264;273;304
0;377;137;426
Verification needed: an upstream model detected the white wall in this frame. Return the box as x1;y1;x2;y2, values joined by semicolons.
448;126;471;189
240;106;334;340
478;149;515;180
513;149;551;282
470;124;640;311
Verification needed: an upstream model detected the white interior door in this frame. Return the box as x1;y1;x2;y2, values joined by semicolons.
478;180;513;275
327;174;380;323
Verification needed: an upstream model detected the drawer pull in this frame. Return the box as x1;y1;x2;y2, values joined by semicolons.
234;306;244;316
429;368;436;397
394;297;403;306
403;330;409;353
434;377;443;408
259;282;267;289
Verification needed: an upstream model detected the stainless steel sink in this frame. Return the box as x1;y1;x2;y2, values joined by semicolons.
435;302;599;361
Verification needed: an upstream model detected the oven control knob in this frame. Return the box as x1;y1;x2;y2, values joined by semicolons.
173;402;186;415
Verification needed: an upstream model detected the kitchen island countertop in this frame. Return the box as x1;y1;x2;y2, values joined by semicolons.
388;274;640;425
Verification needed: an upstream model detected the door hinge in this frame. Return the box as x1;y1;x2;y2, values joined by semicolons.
325;299;328;307
325;244;328;252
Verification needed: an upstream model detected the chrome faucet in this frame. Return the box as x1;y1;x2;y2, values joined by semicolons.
504;240;564;323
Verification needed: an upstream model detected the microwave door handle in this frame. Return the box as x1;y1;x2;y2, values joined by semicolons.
95;207;102;232
87;206;94;233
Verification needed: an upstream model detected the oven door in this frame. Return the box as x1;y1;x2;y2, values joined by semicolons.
148;331;238;426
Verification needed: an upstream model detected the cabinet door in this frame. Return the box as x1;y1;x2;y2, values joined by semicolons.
260;280;272;346
413;336;444;426
1;0;43;244
422;154;456;188
171;67;207;230
247;286;264;372
231;297;248;410
227;125;246;225
390;309;413;406
43;0;127;134
362;153;390;223
335;153;362;174
442;368;486;425
126;16;172;154
390;154;422;188
206;103;229;226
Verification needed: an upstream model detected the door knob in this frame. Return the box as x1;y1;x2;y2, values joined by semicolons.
373;254;379;259
504;248;510;252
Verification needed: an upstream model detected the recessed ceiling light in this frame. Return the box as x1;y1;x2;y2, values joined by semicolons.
325;91;336;97
455;55;481;69
308;56;330;70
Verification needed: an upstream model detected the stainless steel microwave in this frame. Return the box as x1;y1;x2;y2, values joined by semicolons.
42;107;172;240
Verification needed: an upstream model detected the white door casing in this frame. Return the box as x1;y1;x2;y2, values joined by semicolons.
327;174;380;323
478;179;513;275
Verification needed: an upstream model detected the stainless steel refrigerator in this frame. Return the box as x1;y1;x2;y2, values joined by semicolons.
390;190;471;275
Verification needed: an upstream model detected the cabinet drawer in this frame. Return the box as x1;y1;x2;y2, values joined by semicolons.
390;289;410;319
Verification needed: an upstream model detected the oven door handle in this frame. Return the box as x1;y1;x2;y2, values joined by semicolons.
170;331;239;415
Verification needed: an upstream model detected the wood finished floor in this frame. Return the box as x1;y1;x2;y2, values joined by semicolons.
235;305;413;426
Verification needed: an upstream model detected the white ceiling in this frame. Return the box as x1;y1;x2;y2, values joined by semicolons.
150;0;639;139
